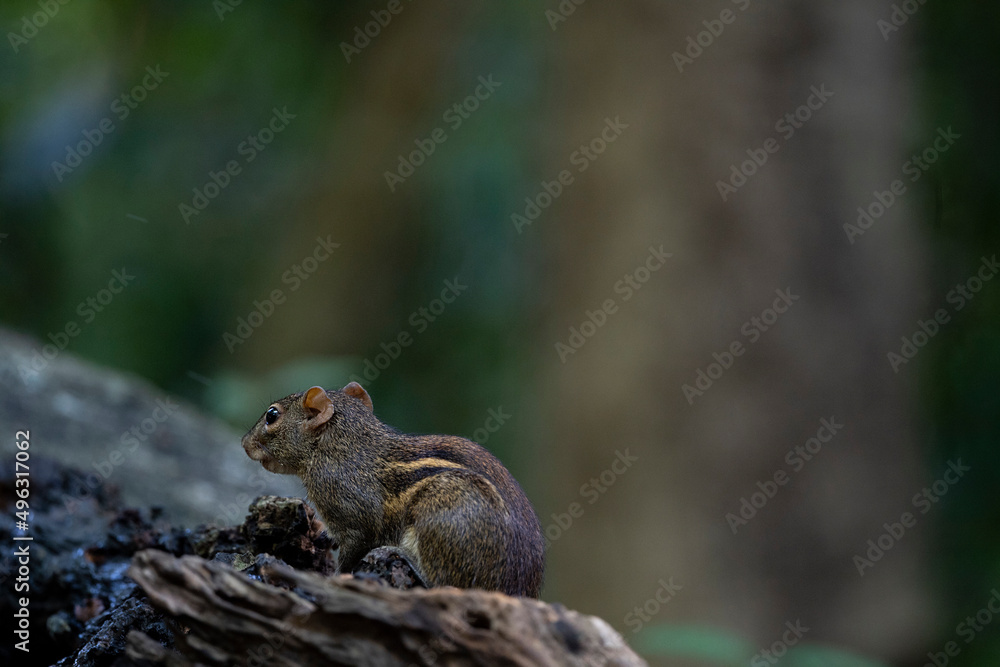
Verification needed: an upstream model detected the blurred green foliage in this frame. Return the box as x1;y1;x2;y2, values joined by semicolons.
0;1;543;466
922;2;1000;666
636;625;888;667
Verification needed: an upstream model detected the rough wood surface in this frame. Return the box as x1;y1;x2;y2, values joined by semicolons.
128;549;646;667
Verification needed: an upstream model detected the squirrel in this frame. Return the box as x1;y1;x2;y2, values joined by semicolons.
241;382;545;598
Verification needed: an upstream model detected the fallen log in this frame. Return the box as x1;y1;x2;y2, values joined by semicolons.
128;549;646;667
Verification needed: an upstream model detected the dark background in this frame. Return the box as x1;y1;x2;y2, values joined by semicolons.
1;1;997;665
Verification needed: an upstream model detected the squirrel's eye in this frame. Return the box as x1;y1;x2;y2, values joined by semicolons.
265;407;280;425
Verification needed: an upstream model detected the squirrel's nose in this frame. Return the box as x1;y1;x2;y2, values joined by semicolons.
242;436;263;460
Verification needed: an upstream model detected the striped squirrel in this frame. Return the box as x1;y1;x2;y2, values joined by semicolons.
242;382;545;597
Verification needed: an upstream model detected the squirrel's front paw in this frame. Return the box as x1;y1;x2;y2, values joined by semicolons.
353;546;428;590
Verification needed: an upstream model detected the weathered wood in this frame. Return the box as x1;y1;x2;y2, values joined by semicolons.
128;549;646;667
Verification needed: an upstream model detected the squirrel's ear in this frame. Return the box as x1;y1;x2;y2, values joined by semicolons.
342;381;373;411
302;386;335;428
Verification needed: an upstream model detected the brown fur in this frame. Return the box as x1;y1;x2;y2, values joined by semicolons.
242;383;545;597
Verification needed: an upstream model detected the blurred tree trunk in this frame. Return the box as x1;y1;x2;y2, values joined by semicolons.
537;0;932;661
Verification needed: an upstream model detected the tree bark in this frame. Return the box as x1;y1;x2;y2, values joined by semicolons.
539;0;932;658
